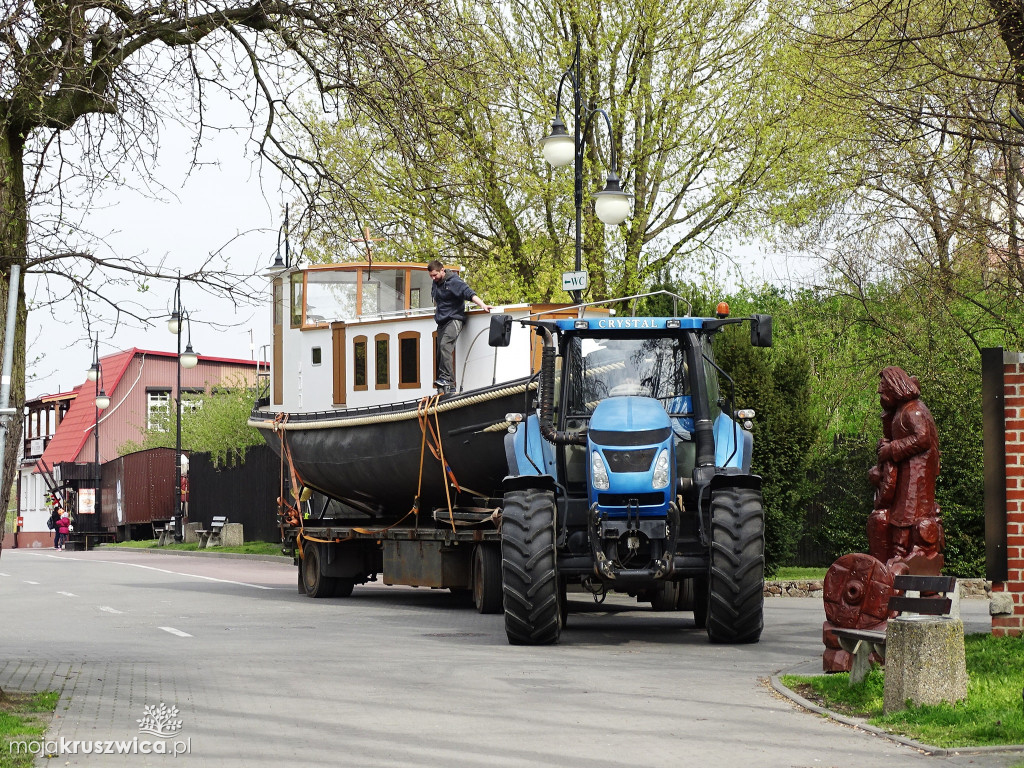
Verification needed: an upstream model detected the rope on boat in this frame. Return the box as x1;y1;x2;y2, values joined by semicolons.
248;380;537;431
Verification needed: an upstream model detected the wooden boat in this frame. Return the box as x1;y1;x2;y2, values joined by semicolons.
248;261;581;518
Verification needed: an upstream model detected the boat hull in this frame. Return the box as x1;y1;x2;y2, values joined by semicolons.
251;379;533;518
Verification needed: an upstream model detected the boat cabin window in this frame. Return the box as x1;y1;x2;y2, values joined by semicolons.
409;270;433;309
311;347;322;366
398;331;419;388
290;272;304;328
375;334;389;388
363;271;406;316
305;270;357;325
353;336;368;390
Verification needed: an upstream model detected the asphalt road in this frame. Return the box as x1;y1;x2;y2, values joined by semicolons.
0;547;1018;768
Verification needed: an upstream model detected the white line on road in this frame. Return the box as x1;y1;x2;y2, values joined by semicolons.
23;580;39;585
99;606;123;614
57;591;77;597
21;551;277;590
0;572;9;576
159;627;192;637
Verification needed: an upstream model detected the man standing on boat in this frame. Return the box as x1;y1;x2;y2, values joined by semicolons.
428;259;490;392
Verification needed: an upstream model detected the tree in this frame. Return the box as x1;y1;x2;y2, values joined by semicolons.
0;0;460;554
293;0;822;303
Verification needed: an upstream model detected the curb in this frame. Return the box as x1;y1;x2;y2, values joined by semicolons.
769;661;1024;757
96;545;292;564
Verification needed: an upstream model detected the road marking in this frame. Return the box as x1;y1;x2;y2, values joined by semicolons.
23;580;39;585
57;591;77;597
20;551;276;590
0;572;9;577
159;627;192;638
99;606;123;614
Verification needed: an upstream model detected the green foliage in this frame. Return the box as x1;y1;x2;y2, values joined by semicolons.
782;634;1024;748
809;435;875;564
715;318;822;576
119;381;262;468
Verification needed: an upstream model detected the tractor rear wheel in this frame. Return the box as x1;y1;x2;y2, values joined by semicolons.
501;488;561;645
707;487;764;643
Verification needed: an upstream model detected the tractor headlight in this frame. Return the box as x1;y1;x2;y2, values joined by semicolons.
652;448;670;489
591;451;610;490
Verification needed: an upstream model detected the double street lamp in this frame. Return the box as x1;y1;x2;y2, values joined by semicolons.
539;35;633;303
168;276;198;541
86;338;110;529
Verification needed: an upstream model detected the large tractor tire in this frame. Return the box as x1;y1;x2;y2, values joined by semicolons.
707;487;764;643
501;488;562;645
472;544;503;614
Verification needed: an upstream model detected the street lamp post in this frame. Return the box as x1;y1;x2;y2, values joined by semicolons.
87;339;110;531
540;35;633;303
168;276;198;542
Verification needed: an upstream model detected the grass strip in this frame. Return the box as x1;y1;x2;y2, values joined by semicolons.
103;540;285;557
0;691;59;768
781;633;1024;747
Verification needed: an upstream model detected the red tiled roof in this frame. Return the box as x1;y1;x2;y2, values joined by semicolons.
36;349;137;469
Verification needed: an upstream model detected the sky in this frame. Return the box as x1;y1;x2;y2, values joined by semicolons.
25;119;285;399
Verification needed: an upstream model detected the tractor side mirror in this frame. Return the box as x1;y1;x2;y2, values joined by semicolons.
488;314;513;347
750;314;773;347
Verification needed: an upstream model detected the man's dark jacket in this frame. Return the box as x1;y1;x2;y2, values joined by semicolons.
431;270;477;325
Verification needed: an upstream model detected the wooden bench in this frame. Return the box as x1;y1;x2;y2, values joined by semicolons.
197;516;228;549
64;532;115;551
832;574;958;685
151;519;174;546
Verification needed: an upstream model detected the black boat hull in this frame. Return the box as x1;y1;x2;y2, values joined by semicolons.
251;379;534;518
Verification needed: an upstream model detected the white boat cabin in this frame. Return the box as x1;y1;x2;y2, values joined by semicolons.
266;262;579;414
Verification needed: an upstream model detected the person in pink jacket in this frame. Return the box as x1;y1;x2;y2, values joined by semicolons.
56;513;71;550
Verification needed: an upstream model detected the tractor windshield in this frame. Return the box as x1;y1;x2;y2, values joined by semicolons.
563;336;690;418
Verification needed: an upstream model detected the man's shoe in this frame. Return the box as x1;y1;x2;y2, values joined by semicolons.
434;377;451;389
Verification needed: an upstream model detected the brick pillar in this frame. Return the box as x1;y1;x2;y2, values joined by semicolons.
991;350;1024;636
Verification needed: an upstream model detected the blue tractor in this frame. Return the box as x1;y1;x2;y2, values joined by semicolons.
490;298;773;645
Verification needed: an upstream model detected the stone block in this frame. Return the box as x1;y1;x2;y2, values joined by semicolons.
882;616;967;713
183;522;202;544
221;523;244;547
990;592;1014;616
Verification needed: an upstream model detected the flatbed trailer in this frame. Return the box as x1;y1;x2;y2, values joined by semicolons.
287;511;504;614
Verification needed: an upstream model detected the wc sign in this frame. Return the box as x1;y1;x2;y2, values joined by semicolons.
562;271;588;292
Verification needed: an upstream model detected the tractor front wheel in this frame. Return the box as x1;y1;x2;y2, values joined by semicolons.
501;488;561;645
707;487;764;643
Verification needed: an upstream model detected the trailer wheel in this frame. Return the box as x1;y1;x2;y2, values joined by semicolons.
501;488;561;645
301;542;337;598
650;581;680;612
472;545;503;614
333;578;355;598
691;576;709;629
707;487;764;643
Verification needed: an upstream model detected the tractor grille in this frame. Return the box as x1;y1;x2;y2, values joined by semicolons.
603;448;657;473
597;492;666;508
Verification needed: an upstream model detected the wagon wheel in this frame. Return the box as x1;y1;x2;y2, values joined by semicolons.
823;552;894;628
